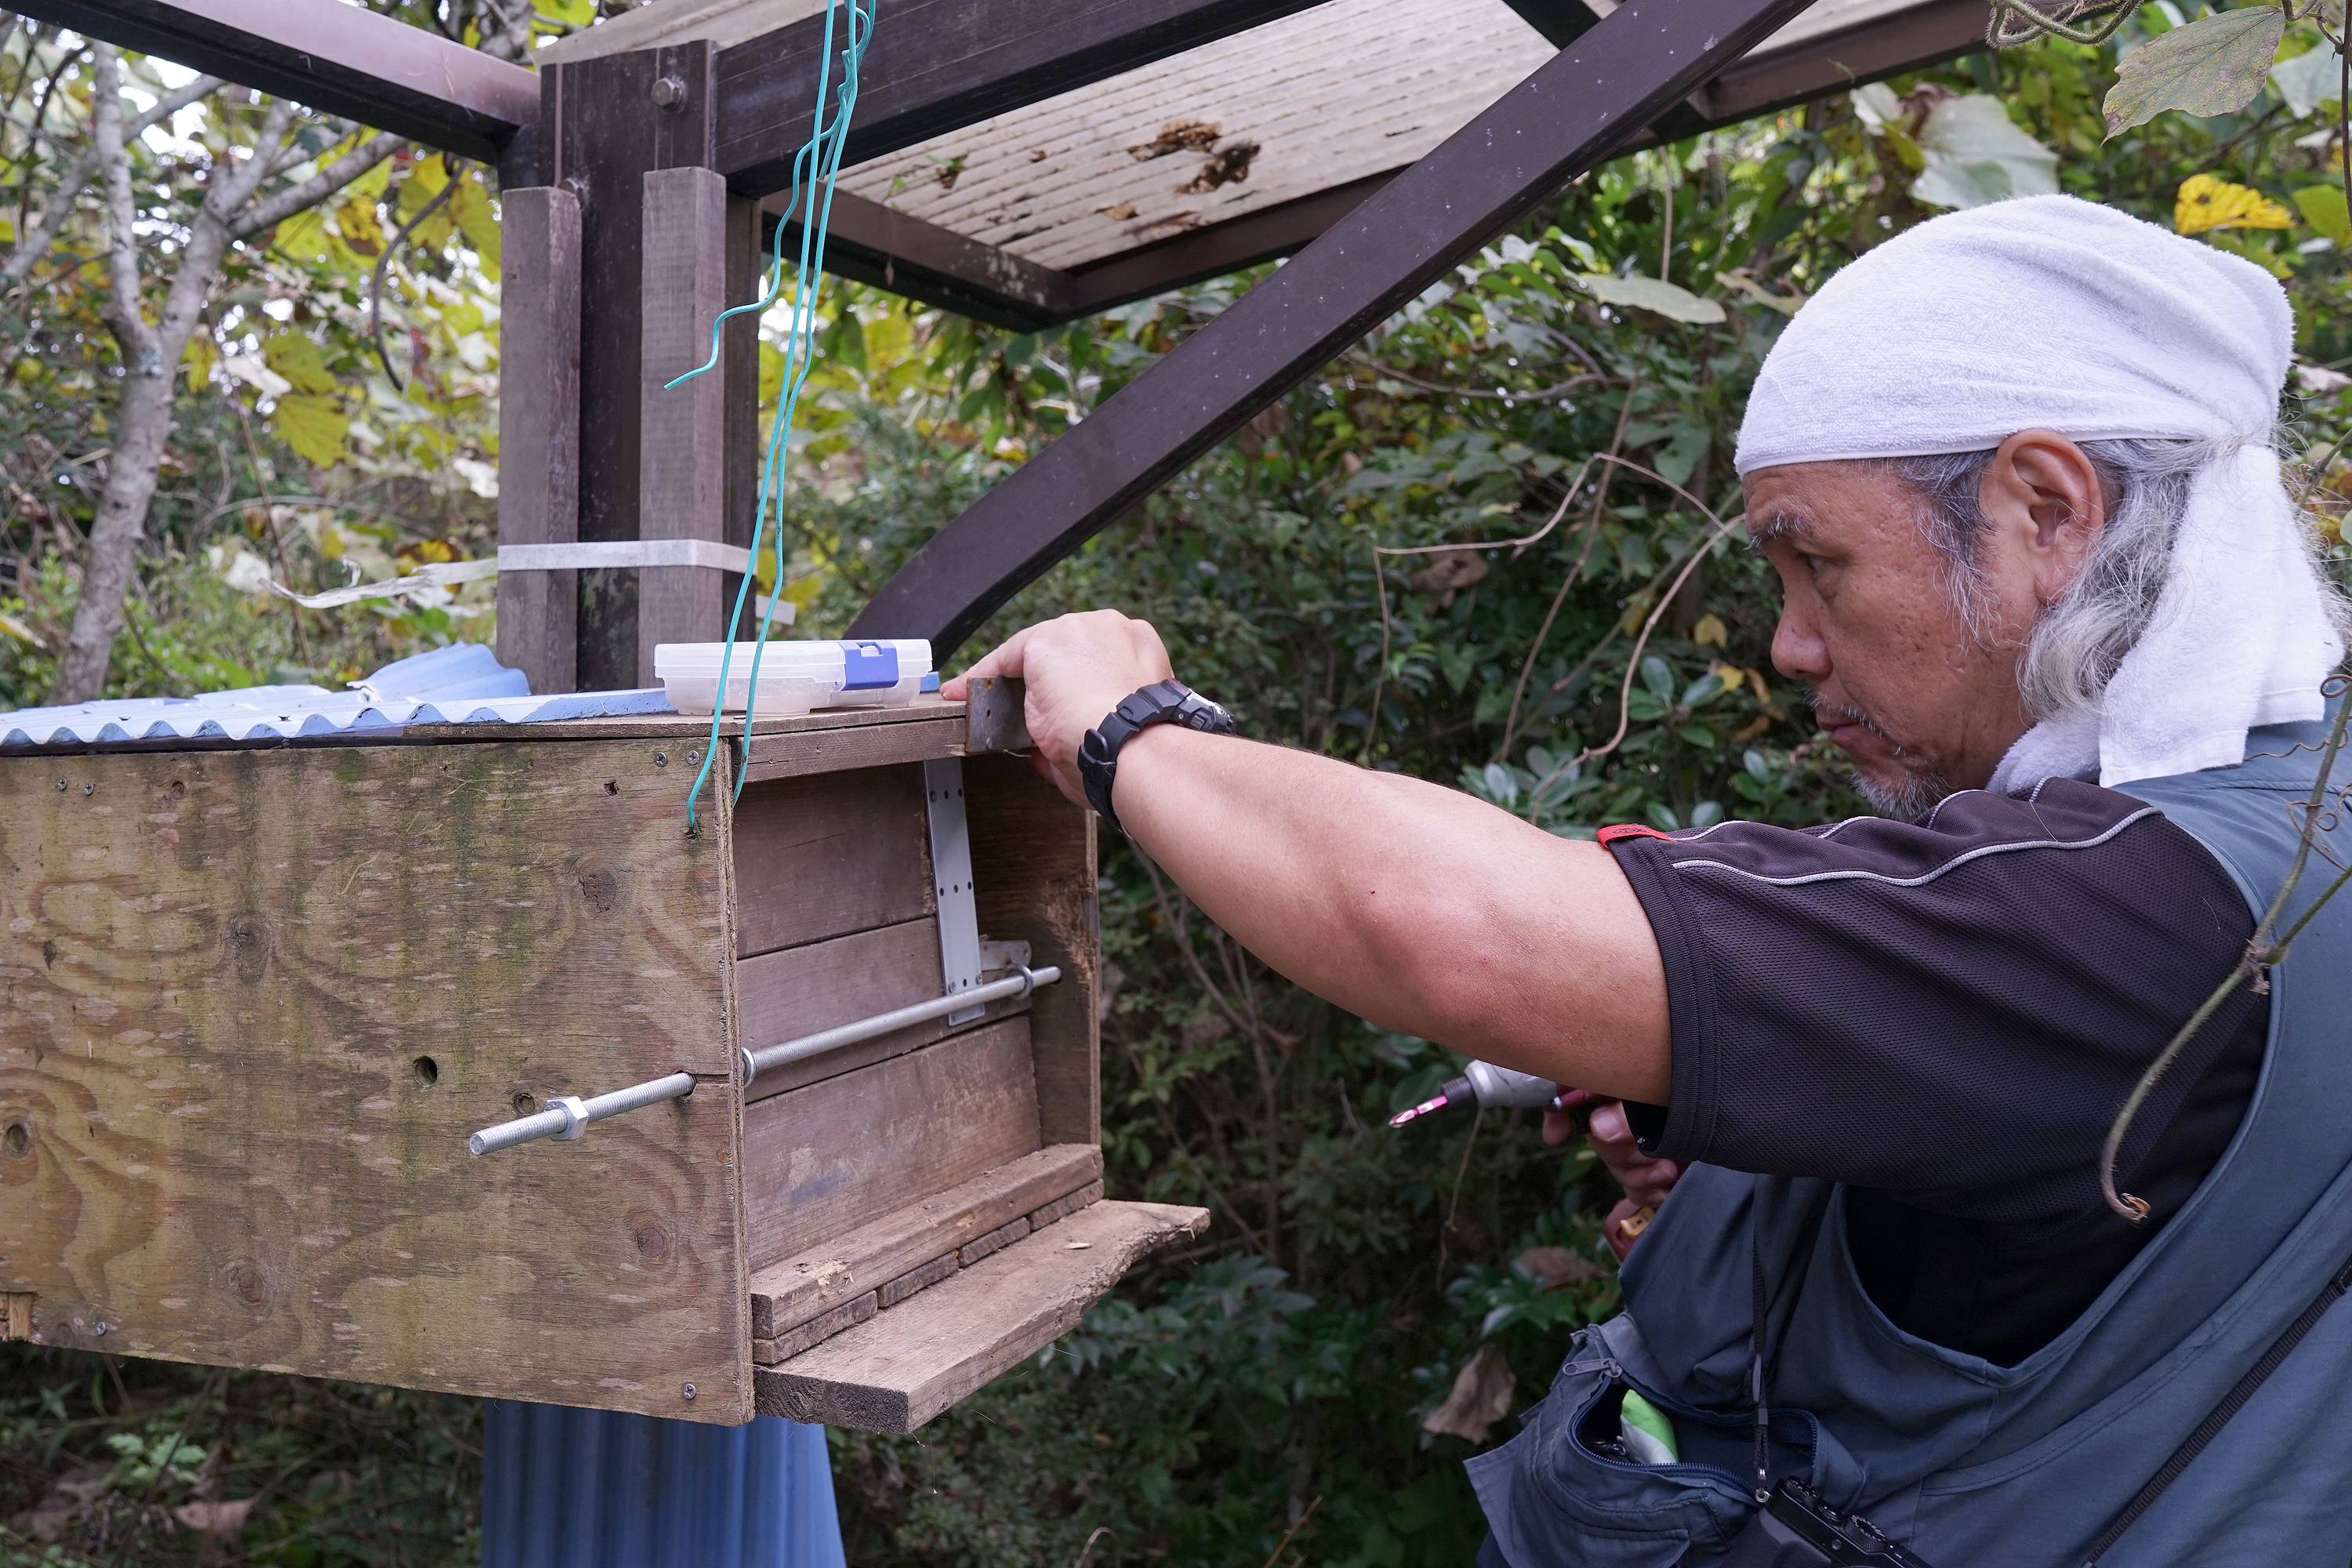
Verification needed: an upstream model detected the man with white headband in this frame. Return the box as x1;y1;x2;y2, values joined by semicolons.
946;194;2352;1563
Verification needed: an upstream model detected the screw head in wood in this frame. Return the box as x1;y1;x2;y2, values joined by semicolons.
54;779;66;790
652;74;688;109
654;751;668;767
81;782;92;795
681;1382;696;1400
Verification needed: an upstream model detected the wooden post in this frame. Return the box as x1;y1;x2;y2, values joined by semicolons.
637;166;731;685
494;187;581;695
546;40;720;691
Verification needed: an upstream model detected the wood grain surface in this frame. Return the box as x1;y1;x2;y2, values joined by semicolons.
966;756;1098;1147
492;187;583;697
729;764;931;958
734;917;1035;1103
740;715;967;784
753;1200;1209;1432
0;741;750;1423
740;1018;1040;1272
746;1143;1099;1336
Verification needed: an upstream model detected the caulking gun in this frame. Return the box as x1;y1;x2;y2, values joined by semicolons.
1388;1061;1593;1128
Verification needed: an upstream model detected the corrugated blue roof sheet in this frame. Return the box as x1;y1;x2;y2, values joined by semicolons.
0;643;672;749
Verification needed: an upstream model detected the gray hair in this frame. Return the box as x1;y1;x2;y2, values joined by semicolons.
1880;437;2346;727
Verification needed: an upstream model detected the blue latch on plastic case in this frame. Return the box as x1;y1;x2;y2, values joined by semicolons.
842;641;898;691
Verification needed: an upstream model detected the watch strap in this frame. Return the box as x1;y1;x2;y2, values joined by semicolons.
1079;680;1234;834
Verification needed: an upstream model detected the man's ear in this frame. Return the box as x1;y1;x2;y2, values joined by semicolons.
1978;429;2106;607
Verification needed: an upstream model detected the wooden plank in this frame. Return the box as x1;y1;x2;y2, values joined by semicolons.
0;741;751;1423
749;1144;1100;1336
729;764;932;959
740;1018;1042;1272
962;677;1032;754
967;755;1098;1146
402;695;970;744
493;187;583;697
877;1253;958;1308
740;714;967;784
956;1216;1029;1265
2;1293;31;1340
637;164;733;688
752;1290;874;1365
754;1200;1209;1432
1027;1178;1103;1231
735;917;1033;1102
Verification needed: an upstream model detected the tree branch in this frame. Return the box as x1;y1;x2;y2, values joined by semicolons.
2;70;226;285
232;128;405;241
87;45;151;366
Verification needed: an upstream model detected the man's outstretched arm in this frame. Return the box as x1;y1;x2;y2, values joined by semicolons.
944;611;1671;1105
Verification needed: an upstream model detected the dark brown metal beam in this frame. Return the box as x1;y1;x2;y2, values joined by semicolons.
714;0;1336;198
847;0;1824;655
1693;0;1988;124
13;0;536;164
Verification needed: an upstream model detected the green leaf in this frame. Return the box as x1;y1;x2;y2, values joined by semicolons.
1576;274;1726;325
2103;7;2285;139
2296;183;2352;246
271;394;350;467
2267;40;2344;117
1910;96;2059;210
263;331;337;396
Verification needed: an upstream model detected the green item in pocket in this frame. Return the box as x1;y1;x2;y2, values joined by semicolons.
1618;1389;1680;1465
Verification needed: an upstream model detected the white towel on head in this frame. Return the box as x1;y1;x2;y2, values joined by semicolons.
1733;194;2341;792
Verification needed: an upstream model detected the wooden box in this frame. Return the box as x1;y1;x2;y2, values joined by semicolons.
0;694;1204;1429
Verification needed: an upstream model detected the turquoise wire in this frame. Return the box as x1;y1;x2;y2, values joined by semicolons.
674;0;875;831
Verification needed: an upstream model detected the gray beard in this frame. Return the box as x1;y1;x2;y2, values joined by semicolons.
1814;691;1958;822
1852;766;1958;822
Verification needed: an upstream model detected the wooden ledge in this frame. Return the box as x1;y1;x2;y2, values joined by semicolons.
752;1198;1208;1432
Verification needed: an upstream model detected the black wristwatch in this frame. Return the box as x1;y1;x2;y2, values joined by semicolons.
1078;680;1236;835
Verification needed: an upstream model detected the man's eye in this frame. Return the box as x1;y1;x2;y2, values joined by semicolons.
1796;553;1820;574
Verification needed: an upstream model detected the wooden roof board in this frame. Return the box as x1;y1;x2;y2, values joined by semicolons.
831;0;1557;272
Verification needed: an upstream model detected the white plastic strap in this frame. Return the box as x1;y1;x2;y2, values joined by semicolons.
260;538;793;622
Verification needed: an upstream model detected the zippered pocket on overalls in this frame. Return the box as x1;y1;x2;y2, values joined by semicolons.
1483;1340;1814;1566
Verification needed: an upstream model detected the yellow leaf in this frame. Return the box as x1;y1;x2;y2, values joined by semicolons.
270;209;333;265
1692;612;1728;647
397;154;452;217
181;330;217;390
2176;173;2293;235
331;191;385;258
263;331;338;395
270;394;350;468
452;173;502;280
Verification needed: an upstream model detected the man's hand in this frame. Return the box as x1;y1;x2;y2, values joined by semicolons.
942;611;1174;808
1547;1098;1682;1261
1553;1098;1682;1211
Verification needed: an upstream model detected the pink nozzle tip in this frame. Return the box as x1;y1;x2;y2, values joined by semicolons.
1388;1093;1451;1128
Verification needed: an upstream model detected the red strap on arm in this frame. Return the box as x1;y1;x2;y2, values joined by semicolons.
1597;823;1675;846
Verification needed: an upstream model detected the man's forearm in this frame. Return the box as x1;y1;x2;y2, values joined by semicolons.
1112;726;1671;1103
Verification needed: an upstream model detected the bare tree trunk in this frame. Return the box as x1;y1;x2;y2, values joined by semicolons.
46;49;398;703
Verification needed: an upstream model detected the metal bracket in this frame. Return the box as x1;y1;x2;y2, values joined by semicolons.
923;757;985;1024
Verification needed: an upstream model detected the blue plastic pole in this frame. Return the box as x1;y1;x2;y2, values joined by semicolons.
481;1403;848;1568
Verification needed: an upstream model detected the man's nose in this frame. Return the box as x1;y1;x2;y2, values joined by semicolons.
1773;606;1830;682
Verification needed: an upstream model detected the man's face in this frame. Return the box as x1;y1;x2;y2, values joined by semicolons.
1744;461;2034;818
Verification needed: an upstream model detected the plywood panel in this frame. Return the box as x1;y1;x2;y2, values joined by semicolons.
967;756;1098;1148
741;1018;1040;1270
729;764;932;957
0;741;750;1424
753;1200;1209;1432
